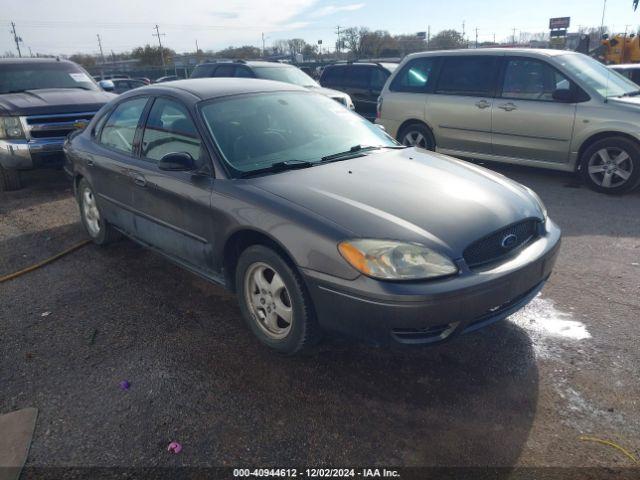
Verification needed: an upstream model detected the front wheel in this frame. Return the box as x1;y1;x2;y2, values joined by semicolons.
0;166;21;192
235;245;321;355
580;137;640;194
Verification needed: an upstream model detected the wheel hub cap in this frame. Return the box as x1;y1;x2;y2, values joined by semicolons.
587;147;633;189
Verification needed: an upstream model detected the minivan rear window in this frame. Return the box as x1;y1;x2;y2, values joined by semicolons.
436;56;497;96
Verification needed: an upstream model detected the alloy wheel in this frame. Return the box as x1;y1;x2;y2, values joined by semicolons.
82;187;101;237
244;262;293;340
587;147;634;189
402;131;428;148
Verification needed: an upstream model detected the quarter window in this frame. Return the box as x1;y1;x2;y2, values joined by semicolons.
390;58;436;92
99;97;148;154
141;98;202;163
436;56;497;96
501;58;571;101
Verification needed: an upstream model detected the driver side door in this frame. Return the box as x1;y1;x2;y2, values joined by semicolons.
491;56;577;164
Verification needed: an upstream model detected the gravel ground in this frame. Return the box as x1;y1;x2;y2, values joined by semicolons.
1;165;639;477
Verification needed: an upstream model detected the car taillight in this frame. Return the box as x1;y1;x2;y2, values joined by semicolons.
376;97;382;119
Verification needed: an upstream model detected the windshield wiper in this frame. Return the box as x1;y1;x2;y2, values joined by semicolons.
238;160;315;178
320;144;407;163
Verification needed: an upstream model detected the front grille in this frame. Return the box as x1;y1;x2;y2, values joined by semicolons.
25;111;96;139
463;219;539;268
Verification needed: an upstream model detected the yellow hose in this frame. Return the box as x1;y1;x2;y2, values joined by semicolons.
0;239;91;284
579;435;639;464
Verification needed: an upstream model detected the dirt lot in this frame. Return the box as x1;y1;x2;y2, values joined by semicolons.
1;165;639;477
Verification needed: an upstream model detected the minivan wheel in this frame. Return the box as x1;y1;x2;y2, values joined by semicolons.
236;245;321;355
0;166;21;192
77;179;120;245
398;123;435;151
580;137;640;194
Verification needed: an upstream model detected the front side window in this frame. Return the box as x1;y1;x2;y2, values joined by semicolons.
99;97;148;154
501;58;571;101
200;91;396;176
141;98;202;163
436;56;497;96
391;58;436;92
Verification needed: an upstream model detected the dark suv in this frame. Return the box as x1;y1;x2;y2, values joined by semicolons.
190;60;354;109
0;58;115;191
319;62;398;121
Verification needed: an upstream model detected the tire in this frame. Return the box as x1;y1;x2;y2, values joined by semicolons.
235;245;321;355
397;122;436;151
77;178;120;245
580;136;640;194
0;166;21;192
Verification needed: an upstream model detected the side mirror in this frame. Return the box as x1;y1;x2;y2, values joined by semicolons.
99;80;115;92
158;152;196;171
552;88;574;103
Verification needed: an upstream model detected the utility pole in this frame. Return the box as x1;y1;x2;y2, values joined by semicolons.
261;32;265;57
10;21;22;58
96;34;105;64
512;28;517;45
335;25;342;56
28;47;33;57
153;24;167;74
196;39;200;52
475;28;479;48
600;0;607;36
427;25;431;49
462;20;466;46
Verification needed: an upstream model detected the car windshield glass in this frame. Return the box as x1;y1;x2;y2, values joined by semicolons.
200;91;396;177
556;53;638;97
0;62;99;94
252;66;318;87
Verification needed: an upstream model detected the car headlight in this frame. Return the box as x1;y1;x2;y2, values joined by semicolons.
0;116;25;140
338;239;458;280
523;186;547;222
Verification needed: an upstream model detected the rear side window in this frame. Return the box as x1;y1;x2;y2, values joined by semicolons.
235;67;255;78
436;56;497;96
371;68;390;91
99;97;148;154
141;98;202;164
390;58;436;92
344;66;371;88
321;66;345;85
191;65;216;78
214;65;236;77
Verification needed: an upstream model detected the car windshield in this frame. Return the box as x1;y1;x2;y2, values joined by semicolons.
200;91;397;177
252;66;318;88
556;53;639;98
0;62;99;94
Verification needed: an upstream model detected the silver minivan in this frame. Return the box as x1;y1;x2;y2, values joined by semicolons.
376;48;640;194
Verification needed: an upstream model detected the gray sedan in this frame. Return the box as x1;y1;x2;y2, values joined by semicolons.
63;78;561;354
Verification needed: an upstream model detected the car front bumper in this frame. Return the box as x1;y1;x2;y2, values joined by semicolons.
302;220;561;346
0;138;66;170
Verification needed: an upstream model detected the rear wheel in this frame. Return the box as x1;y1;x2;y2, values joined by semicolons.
580;137;640;194
77;179;120;245
0;166;21;192
398;122;435;151
236;245;321;355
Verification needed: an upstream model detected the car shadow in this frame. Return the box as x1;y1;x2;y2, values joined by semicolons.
0;169;72;215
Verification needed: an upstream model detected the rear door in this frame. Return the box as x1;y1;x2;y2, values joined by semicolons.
90;96;151;235
128;96;217;271
427;55;499;155
343;65;374;119
491;56;576;164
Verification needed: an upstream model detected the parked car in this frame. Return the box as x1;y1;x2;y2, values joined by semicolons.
135;77;152;85
0;58;115;191
155;75;180;83
377;48;640;194
111;78;147;94
64;78;560;354
609;63;640;86
94;74;130;82
190;60;354;110
320;61;398;121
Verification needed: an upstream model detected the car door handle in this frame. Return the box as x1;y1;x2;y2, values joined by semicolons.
87;160;94;167
130;172;147;187
498;102;517;111
475;100;491;109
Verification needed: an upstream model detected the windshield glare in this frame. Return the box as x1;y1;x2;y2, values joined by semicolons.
253;66;318;87
0;62;99;94
556;54;638;98
201;91;396;176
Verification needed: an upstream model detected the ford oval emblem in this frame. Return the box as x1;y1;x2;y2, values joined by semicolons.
501;233;518;249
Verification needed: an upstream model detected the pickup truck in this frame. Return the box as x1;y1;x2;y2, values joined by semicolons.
0;58;115;191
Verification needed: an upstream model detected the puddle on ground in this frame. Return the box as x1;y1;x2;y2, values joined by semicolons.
508;295;591;357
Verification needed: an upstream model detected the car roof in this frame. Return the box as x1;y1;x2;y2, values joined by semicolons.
610;63;640;69
405;48;577;59
126;78;306;101
196;60;293;69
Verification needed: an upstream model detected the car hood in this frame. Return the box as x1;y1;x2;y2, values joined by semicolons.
0;88;116;115
306;85;348;99
251;148;543;258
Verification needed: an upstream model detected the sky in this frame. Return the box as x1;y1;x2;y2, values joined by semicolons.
0;0;638;56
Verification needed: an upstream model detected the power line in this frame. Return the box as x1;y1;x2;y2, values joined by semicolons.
10;21;23;57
